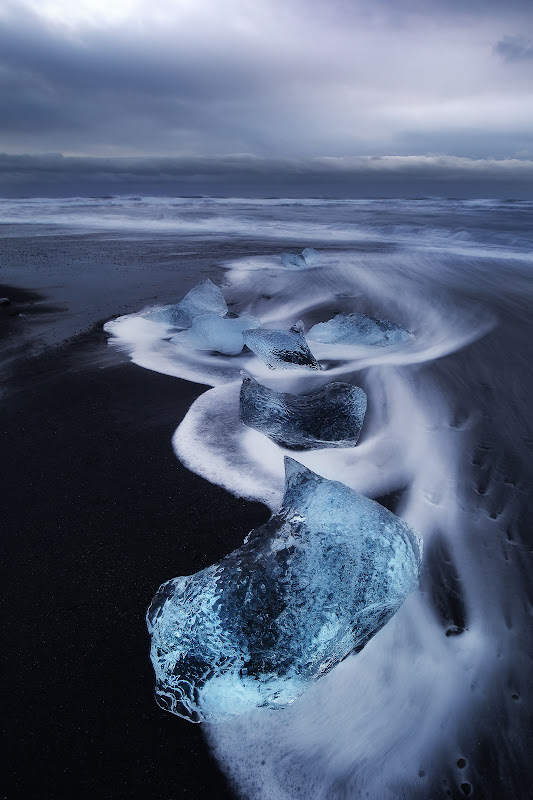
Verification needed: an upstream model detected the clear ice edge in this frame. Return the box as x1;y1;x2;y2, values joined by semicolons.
147;458;422;724
279;247;320;270
242;326;321;370
239;375;367;449
308;311;414;346
170;311;261;355
142;279;228;328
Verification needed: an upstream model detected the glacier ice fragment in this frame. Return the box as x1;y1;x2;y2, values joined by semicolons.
239;376;367;449
170;312;261;355
280;247;320;269
280;252;306;269
143;279;228;328
308;312;414;346
147;458;423;723
243;325;321;370
301;247;320;266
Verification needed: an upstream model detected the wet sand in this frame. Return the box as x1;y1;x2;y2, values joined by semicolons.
1;290;269;799
0;228;306;798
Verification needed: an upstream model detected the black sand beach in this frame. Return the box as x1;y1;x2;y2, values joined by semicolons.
1;277;268;799
3;0;533;789
2;198;533;800
2;328;269;799
0;226;307;798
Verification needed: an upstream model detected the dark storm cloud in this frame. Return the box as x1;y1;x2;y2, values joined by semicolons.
0;8;274;99
495;36;533;63
0;0;532;174
1;153;532;199
0;3;289;154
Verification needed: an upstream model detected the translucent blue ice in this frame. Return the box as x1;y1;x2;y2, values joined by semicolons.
301;247;320;266
243;324;321;370
239;376;367;449
147;458;422;723
280;247;320;269
143;279;228;328
170;312;261;355
308;312;414;346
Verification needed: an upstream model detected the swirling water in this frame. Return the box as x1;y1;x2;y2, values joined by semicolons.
101;196;533;799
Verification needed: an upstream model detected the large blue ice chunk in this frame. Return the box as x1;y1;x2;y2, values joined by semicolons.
239;376;367;449
143;279;228;328
308;312;414;346
170;312;261;355
243;324;321;370
280;247;320;270
146;458;422;723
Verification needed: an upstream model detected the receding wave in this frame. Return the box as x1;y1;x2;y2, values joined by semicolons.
1;197;532;260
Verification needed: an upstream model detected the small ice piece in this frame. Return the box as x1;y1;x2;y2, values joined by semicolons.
308;312;414;346
147;458;422;723
280;252;306;269
280;247;320;269
301;247;320;266
239;376;367;449
170;312;261;355
243;324;321;370
143;279;228;328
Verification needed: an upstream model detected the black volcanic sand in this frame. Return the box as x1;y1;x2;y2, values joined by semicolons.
2;323;270;799
0;283;65;362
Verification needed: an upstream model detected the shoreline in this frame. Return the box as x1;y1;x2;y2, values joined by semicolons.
3;196;532;799
2;318;269;798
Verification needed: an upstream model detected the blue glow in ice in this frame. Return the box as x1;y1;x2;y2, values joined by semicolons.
243;324;321;370
301;247;320;266
143;279;228;328
239;376;367;449
147;458;422;723
170;312;261;355
280;247;320;269
308;312;414;346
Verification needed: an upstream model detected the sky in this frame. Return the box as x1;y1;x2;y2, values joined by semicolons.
0;0;532;196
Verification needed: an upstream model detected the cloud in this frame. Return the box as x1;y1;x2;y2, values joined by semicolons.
0;0;532;161
495;35;533;63
1;153;532;199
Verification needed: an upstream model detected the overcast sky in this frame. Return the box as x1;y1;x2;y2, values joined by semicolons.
1;0;532;195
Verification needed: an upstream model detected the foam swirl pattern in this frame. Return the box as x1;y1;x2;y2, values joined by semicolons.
104;197;533;800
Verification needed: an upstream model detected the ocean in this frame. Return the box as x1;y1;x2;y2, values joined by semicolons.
2;195;532;799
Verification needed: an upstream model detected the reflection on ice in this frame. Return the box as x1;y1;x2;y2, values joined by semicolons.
239;376;367;450
143;279;227;328
243;324;321;370
280;247;321;269
147;458;422;723
170;312;261;355
308;312;414;347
